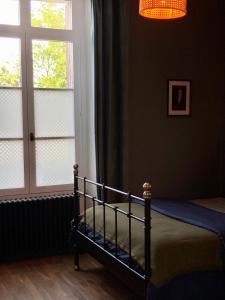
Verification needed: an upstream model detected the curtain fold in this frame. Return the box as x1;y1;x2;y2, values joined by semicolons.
93;0;128;191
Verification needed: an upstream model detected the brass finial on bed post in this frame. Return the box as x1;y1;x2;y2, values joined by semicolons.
73;164;79;175
143;182;152;200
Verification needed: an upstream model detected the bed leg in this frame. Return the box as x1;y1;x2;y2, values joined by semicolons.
74;240;80;271
145;280;149;300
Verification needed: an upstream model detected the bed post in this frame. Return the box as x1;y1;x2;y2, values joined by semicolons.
143;182;152;299
73;164;80;270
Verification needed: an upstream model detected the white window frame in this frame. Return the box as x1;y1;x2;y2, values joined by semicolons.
0;0;95;199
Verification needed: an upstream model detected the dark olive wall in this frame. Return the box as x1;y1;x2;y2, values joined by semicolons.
125;0;225;198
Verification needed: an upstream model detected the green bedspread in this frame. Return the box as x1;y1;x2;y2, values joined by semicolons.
83;198;224;287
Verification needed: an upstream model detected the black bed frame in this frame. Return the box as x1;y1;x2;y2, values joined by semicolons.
72;164;152;299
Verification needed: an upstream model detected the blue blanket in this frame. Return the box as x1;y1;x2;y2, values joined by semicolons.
151;199;225;247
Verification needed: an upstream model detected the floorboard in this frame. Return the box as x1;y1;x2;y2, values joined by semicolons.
0;254;141;300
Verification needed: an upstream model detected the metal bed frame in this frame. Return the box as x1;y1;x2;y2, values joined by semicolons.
72;164;152;299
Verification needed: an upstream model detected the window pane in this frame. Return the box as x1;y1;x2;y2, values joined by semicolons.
32;40;73;88
0;89;23;138
34;90;74;137
0;37;21;87
31;0;72;30
0;141;24;189
0;0;20;25
36;139;75;186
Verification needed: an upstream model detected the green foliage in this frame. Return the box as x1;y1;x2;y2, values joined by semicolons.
32;3;65;29
33;40;68;88
0;3;70;89
0;62;20;87
32;3;69;88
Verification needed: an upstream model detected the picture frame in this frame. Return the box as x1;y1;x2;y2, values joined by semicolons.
168;80;191;116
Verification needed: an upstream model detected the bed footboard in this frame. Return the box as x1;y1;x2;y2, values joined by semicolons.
72;164;152;298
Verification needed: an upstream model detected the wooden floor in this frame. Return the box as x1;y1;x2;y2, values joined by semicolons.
0;254;141;300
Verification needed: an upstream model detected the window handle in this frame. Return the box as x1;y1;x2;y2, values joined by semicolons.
30;132;35;141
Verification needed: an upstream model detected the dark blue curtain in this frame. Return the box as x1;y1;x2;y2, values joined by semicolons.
93;0;128;191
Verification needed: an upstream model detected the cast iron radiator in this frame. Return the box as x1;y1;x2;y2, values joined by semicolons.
0;194;74;261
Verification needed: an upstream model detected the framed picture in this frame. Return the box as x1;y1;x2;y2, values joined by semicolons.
168;80;191;116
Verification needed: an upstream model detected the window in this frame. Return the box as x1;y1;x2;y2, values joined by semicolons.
31;39;75;191
0;0;94;198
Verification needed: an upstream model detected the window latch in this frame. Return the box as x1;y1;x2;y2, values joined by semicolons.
30;132;35;141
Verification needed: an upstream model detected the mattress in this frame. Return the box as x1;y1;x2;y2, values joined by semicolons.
81;197;225;287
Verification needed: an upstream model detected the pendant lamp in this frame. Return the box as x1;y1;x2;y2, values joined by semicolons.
139;0;187;20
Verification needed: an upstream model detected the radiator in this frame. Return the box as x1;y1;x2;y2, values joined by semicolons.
0;194;74;261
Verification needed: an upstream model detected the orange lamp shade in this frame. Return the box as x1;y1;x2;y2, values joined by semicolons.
139;0;187;20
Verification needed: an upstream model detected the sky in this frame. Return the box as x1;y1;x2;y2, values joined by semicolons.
0;1;19;68
0;38;20;69
0;1;19;26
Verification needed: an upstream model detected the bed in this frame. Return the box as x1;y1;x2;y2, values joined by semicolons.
71;165;225;299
